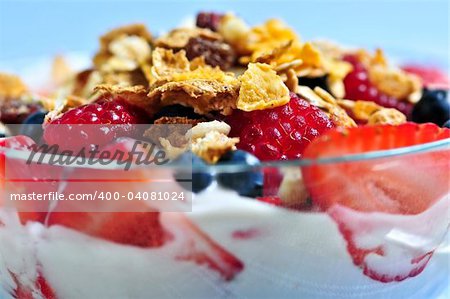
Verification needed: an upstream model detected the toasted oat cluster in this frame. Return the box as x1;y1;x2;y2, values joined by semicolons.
2;11;445;163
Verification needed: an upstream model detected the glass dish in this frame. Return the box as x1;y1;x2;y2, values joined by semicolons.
1;133;449;299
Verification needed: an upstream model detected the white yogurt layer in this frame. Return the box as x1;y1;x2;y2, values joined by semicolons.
0;187;449;299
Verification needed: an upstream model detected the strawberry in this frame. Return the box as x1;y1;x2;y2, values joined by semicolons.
1;137;243;280
302;123;450;282
10;272;56;299
47;211;166;247
0;136;49;225
161;213;244;280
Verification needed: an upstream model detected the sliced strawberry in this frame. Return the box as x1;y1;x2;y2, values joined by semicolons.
302;123;450;282
47;212;166;248
2;136;243;281
303;123;450;214
10;271;55;299
0;135;35;149
161;213;244;281
1;136;48;225
328;200;449;282
1;136;60;225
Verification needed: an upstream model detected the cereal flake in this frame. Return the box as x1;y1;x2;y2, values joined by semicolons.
237;63;290;111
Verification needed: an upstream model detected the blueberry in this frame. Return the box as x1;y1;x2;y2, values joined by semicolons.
443;120;450;128
217;150;263;197
173;151;213;193
298;75;329;92
412;89;449;126
19;111;47;142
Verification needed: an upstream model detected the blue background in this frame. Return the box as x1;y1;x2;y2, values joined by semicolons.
0;0;448;68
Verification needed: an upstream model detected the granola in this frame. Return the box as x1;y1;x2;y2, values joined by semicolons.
0;73;29;101
147;49;240;115
356;49;422;103
297;85;356;127
191;130;239;164
337;99;406;125
237;63;290;111
93;24;153;69
154;27;222;50
94;84;158;115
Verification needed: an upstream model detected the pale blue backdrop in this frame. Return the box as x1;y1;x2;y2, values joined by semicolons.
0;0;448;68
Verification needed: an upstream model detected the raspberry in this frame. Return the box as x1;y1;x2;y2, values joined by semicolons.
185;37;235;70
343;54;413;116
43;97;147;151
196;12;224;31
226;93;335;161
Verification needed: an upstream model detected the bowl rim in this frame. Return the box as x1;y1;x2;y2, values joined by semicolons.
2;137;449;172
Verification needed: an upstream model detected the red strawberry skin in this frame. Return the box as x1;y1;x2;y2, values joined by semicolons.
1;136;243;282
1;136;49;225
43;97;147;151
302;123;450;282
328;201;448;282
226;93;335;161
46;212;166;248
303;123;450;214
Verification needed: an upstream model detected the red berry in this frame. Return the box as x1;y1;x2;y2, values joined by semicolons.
402;65;450;89
226;93;335;161
343;54;414;116
43;97;147;151
0;101;41;124
196;12;224;31
302;123;450;282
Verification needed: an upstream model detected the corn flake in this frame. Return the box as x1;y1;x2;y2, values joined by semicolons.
148;77;239;115
147;49;240;115
0;73;28;101
149;48;190;84
237;63;290;111
94;84;159;116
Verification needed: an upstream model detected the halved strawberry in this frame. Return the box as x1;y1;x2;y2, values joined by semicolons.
47;212;166;248
161;213;244;281
2;137;243;281
44;138;172;248
10;271;56;299
302;123;450;282
1;136;49;225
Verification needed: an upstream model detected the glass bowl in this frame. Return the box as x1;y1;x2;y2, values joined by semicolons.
1;131;449;299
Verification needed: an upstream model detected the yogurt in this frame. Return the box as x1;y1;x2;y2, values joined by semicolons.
0;187;449;299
